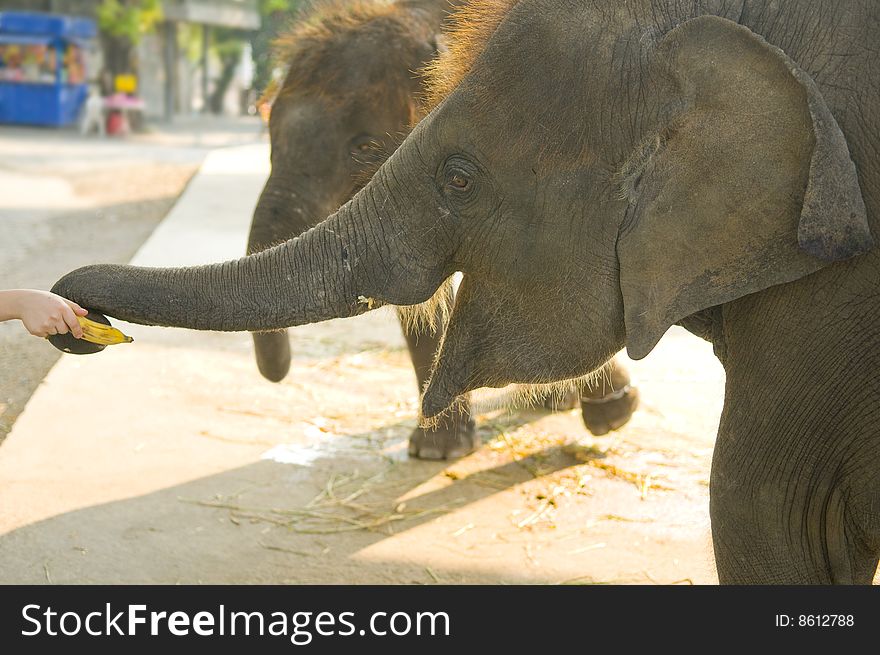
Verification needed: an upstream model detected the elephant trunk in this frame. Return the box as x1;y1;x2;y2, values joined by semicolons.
52;205;376;333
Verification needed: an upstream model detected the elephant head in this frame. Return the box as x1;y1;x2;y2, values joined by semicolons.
53;2;872;423
246;0;446;381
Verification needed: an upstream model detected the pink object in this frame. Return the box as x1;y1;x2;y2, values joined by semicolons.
101;94;144;136
102;93;145;111
106;110;126;135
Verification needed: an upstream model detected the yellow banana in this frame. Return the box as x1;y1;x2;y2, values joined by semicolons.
76;315;133;346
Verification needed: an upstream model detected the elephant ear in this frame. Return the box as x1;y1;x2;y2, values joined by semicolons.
618;16;872;360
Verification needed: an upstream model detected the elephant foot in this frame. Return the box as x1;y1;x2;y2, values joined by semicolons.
540;385;581;411
580;385;640;435
409;407;478;460
580;361;639;435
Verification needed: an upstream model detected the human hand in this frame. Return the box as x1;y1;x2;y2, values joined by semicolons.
5;290;88;339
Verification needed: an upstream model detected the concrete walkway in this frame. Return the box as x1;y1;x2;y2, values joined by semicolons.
0;143;728;584
0;119;266;443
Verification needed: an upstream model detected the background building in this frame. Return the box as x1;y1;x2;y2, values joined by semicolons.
0;0;262;120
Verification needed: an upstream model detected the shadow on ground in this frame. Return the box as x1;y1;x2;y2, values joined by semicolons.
0;409;611;584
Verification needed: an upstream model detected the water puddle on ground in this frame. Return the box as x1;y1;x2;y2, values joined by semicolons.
260;419;409;467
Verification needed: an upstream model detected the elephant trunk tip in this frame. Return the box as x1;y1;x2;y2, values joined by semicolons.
253;331;293;382
258;363;290;383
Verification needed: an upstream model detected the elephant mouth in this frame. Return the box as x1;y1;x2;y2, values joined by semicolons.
418;272;627;420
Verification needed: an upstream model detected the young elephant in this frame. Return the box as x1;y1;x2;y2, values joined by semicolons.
247;0;476;459
52;0;879;583
244;0;637;455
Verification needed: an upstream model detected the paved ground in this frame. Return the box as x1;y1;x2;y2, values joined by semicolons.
0;117;265;442
0;141;735;585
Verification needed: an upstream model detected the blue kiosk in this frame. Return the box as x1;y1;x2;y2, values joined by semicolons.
0;12;96;127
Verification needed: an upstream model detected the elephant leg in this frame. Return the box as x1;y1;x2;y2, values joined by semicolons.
710;421;879;584
397;309;477;460
579;357;639;435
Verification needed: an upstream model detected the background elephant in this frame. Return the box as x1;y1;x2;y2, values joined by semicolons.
243;0;637;455
245;0;476;459
52;0;879;583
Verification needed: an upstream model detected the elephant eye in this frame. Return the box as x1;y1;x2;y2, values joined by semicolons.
440;156;479;197
447;172;471;190
350;135;378;156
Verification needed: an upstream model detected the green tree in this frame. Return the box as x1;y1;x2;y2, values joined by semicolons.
251;0;307;96
207;0;307;113
96;0;162;78
207;27;246;114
